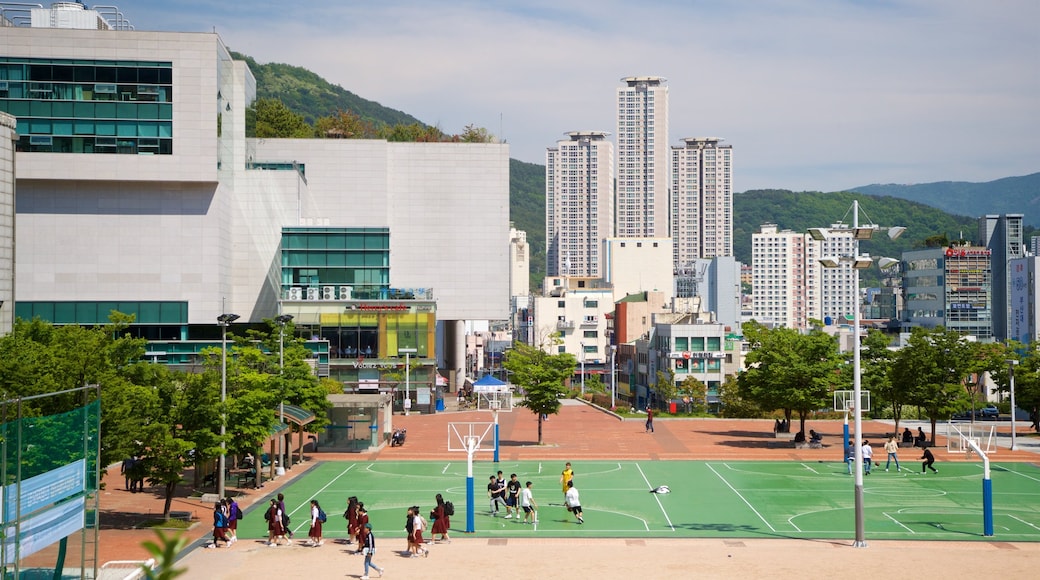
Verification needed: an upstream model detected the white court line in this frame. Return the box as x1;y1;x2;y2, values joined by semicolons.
883;512;915;534
442;463;450;474
707;463;776;533
1008;513;1040;532
289;463;357;533
800;463;819;475
634;463;674;531
1000;465;1040;484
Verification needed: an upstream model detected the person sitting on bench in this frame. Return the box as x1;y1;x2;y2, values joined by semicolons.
793;431;806;444
809;429;823;444
901;428;914;445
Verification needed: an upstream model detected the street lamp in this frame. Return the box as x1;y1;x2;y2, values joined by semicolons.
1007;359;1019;451
274;314;293;475
400;347;417;415
216;312;240;499
579;341;586;396
813;199;903;549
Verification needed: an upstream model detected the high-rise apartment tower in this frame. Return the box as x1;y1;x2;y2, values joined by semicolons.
616;76;669;238
671;137;733;268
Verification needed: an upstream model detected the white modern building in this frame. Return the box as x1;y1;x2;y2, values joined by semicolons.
670;137;733;268
616;76;669;238
0;112;14;336
546;131;614;277
1009;255;1040;344
751;224;821;329
817;227;858;325
0;3;509;385
532;276;613;365
602;237;674;305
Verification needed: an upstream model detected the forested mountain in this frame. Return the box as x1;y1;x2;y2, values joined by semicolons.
509;159;547;289
851;173;1040;227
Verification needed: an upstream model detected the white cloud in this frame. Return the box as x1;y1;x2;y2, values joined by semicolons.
112;0;1040;191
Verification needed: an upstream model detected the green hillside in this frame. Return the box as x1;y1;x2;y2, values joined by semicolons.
509;159;547;289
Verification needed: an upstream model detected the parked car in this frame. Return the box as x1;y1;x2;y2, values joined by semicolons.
979;404;1000;418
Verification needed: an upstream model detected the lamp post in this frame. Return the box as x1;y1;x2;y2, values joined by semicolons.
1007;359;1019;451
216;312;240;499
811;200;903;549
611;345;618;410
274;314;293;475
400;348;417;415
579;341;586;396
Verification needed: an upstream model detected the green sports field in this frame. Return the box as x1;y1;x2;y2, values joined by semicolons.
234;460;1040;542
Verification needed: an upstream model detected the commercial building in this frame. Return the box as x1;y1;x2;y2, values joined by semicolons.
670;137;733;267
979;214;1024;341
616;76;669;238
546;131;614;277
1;3;509;392
1009;256;1040;344
901;246;992;339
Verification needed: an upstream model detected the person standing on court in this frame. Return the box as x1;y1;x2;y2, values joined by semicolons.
921;447;938;473
845;442;855;475
277;492;293;539
505;473;521;519
431;493;451;543
560;462;574;500
565;480;584;524
360;523;384;580
884;435;901;472
645;406;655;433
521;481;539;524
861;440;874;474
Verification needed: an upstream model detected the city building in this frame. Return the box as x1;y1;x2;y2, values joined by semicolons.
602;237;674;304
751;224;820;329
0;112;13;336
816;227;858;325
1009;256;1040;344
1;3;509;393
979;214;1024;341
670;137;733;267
531;276;613;369
545;131;614;277
901;246;992;339
677;256;742;330
509;225;532;346
616;76;669;238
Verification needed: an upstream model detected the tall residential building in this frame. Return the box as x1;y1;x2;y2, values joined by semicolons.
671;137;733;268
616;76;669;238
546;131;614;277
751;224;820;329
817;227;858;324
978;214;1024;341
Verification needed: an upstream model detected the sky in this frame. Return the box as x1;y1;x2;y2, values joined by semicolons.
107;0;1039;192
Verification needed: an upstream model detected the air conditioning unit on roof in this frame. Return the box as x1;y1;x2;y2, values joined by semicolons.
322;286;335;300
306;287;319;301
288;287;302;301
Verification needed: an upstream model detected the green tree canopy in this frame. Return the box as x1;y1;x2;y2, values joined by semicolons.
503;343;576;445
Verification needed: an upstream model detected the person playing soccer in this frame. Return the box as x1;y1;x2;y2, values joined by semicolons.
565;480;583;524
560;462;574;499
521;481;539;524
505;473;521;519
921;447;938;473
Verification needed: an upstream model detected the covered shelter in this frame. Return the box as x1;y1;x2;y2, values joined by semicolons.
277;404;317;472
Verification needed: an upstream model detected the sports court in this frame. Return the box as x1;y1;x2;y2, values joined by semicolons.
236;458;1040;543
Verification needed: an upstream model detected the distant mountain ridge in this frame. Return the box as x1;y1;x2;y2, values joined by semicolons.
851;173;1040;227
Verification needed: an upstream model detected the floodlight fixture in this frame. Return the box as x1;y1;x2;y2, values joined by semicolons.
852;256;874;269
819;257;841;268
808;227;829;241
878;257;900;270
218;313;240;324
886;226;906;240
275;314;294;325
854;226;876;240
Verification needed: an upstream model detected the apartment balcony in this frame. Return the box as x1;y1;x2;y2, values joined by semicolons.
557;320;576;331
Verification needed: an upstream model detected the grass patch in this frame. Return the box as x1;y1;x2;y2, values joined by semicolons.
138;519;194;530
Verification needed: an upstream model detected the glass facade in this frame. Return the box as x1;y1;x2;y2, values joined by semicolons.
0;58;174;154
15;301;187;325
281;227;390;300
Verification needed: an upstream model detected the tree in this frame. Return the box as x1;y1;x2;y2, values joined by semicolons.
652;368;677;410
718;373;761;418
986;341;1040;433
503;343;575;444
315;109;375;139
860;329;903;429
738;321;844;433
677;375;708;414
892;327;975;443
458;124;493;143
250;98;314;138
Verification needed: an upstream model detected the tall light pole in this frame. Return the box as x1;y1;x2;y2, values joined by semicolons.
274;314;293;475
400;347;417;415
1007;359;1019;451
217;312;240;499
579;341;586;396
811;199;903;549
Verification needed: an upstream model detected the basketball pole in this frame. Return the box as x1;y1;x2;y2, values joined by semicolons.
493;406;500;463
466;438;476;533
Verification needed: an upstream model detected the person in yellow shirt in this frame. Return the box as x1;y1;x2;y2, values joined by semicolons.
560;462;574;498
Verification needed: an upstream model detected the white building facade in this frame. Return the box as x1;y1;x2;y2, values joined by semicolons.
751;224;821;329
670;137;733;268
616;76;669;238
602;237;674;305
0;112;13;336
545;131;614;277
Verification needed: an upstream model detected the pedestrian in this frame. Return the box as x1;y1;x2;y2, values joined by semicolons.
345;496;359;545
404;506;416;556
266;498;290;546
862;440;874;474
845;442;855;475
521;481;539;524
131;455;146;492
505;473;521;519
355;503;369;550
360;523;384;580
226;495;241;543
210;501;230;548
487;475;506;515
412;505;429;557
121;456;134;491
564;480;584;524
884;435;901;472
917;426;927;447
645;406;654;433
277;492;293;539
921;447;938;473
431;493;451;543
560;462;574;500
307;499;324;546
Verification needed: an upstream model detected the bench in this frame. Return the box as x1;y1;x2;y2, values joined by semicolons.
774;431;796;441
236;470;267;488
794;441;825;449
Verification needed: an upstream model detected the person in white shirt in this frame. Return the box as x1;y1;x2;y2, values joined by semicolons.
862;440;874;474
564;480;583;524
521;481;539;524
884;435;901;472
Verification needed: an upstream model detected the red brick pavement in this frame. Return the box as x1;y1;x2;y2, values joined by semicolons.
84;400;1038;566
